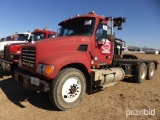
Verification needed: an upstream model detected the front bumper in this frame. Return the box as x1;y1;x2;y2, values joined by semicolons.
14;69;50;92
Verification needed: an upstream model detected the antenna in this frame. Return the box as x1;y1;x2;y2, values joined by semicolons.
118;9;124;16
44;26;48;30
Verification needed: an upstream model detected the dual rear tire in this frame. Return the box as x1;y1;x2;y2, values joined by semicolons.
134;62;155;83
146;62;156;80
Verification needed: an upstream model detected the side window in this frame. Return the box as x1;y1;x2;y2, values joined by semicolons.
96;23;107;41
60;29;73;36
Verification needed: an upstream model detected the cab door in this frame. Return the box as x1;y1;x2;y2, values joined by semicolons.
94;22;114;65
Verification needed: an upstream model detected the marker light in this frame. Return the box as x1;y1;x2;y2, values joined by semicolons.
45;66;54;75
88;11;95;15
76;14;80;17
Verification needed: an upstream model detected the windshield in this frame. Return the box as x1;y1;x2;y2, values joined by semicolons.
0;38;6;42
32;33;45;41
59;17;95;37
17;34;29;41
6;37;14;41
48;34;55;38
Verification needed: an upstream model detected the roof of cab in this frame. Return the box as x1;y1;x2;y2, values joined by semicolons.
32;29;56;34
59;11;106;25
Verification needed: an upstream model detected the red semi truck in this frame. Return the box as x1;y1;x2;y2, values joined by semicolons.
14;11;159;110
0;28;56;74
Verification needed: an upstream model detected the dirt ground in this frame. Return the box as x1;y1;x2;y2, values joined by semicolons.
0;53;160;120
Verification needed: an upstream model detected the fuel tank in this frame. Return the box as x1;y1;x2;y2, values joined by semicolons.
91;68;125;86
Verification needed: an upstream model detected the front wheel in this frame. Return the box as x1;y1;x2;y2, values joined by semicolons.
49;68;86;111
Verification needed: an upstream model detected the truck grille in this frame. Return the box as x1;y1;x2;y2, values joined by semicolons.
22;47;36;69
4;45;10;59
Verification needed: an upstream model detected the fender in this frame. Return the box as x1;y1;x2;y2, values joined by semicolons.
38;51;91;79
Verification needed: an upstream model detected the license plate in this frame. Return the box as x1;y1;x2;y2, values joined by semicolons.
31;77;40;86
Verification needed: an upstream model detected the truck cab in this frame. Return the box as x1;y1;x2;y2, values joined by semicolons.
0;33;30;53
32;28;56;41
0;38;6;42
14;12;158;111
17;32;32;42
6;35;17;41
0;35;18;58
0;28;56;73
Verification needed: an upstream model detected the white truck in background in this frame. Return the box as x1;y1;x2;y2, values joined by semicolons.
0;32;32;57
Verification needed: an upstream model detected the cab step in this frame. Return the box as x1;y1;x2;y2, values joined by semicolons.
100;82;117;88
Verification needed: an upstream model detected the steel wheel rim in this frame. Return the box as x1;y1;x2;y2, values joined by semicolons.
140;66;146;79
62;77;81;103
150;64;155;76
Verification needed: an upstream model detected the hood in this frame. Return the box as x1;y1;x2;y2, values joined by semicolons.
23;36;91;63
9;42;28;46
26;36;91;49
10;44;26;54
0;41;27;51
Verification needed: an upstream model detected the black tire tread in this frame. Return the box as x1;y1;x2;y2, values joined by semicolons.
146;62;155;80
134;63;147;83
49;68;86;111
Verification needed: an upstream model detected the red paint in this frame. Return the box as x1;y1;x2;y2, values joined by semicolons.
2;29;56;65
19;13;114;79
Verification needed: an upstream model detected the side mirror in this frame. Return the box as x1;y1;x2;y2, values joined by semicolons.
118;26;122;30
113;17;126;30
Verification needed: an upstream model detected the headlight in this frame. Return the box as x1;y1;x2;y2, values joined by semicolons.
36;64;54;75
18;58;22;67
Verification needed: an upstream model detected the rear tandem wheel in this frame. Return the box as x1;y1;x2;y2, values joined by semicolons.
146;62;156;80
134;63;147;83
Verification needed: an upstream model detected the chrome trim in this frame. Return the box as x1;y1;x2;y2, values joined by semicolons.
22;56;35;59
22;59;35;63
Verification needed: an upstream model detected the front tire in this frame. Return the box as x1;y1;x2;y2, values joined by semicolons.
134;63;147;83
49;68;86;110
